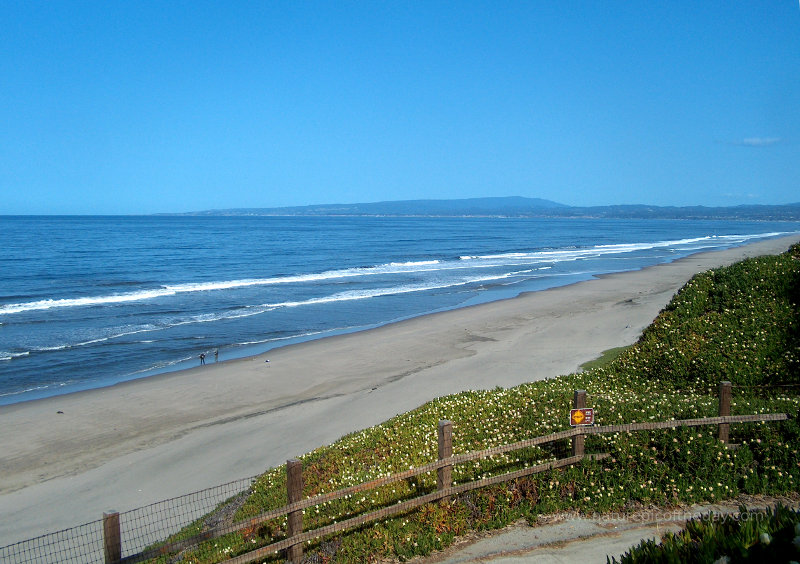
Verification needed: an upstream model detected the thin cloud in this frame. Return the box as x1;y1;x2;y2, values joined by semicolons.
723;192;761;200
736;137;783;147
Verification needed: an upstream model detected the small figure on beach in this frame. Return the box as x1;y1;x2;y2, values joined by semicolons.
214;349;219;362
199;353;206;365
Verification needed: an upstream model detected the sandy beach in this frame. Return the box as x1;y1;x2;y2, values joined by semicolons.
1;234;798;547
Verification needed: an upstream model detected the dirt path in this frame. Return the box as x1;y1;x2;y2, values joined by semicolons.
413;495;800;563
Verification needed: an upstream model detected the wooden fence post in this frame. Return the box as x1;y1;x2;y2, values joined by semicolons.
572;390;586;457
438;420;453;501
718;381;732;444
286;458;304;563
103;511;121;564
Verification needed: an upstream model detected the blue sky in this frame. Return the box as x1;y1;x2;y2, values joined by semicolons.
2;1;798;215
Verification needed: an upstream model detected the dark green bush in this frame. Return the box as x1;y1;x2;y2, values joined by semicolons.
611;504;800;563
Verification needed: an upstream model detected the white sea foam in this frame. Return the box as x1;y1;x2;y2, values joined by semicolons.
459;233;784;264
0;384;52;398
0;231;786;317
163;261;448;294
0;289;176;315
238;330;327;347
165;306;276;329
13;306;286;357
263;273;515;309
3;350;29;360
4;270;529;356
388;260;440;266
123;356;196;377
30;324;163;353
33;343;71;352
0;261;457;315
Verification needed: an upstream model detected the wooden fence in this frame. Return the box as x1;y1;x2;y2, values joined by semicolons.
106;381;788;563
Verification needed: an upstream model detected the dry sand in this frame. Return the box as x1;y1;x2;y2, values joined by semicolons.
1;234;798;547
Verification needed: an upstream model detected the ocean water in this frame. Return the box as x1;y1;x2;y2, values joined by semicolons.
1;215;798;405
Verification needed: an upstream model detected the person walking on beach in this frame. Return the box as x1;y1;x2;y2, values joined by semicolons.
199;353;206;365
214;349;219;362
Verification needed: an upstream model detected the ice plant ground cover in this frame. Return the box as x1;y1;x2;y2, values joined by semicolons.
612;504;800;563
149;244;800;563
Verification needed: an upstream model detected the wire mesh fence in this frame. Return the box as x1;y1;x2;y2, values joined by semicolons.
0;475;256;564
0;518;105;564
118;475;256;559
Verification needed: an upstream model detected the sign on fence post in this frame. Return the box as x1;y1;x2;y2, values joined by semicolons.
286;459;304;563
719;381;732;444
438;420;453;501
103;511;121;564
570;408;594;427
571;390;587;457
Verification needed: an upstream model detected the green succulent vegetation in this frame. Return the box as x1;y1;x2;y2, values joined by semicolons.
611;504;800;563
150;244;800;563
579;345;631;372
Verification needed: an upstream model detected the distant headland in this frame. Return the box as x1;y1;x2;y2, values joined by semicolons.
168;196;800;220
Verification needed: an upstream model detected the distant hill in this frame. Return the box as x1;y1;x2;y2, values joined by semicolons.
176;197;800;220
552;203;800;221
184;197;566;217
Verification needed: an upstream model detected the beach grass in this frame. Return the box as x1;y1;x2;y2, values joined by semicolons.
152;243;800;563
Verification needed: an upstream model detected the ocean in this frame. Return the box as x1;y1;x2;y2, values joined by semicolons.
1;215;798;406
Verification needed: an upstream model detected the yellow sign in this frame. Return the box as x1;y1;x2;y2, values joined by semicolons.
570;408;594;426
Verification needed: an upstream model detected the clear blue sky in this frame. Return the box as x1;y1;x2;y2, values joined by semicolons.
2;1;798;215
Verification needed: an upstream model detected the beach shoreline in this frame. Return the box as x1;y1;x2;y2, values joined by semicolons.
1;234;798;546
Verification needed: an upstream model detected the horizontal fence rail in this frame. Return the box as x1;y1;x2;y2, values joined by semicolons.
210;412;790;564
2;381;792;564
223;453;611;564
